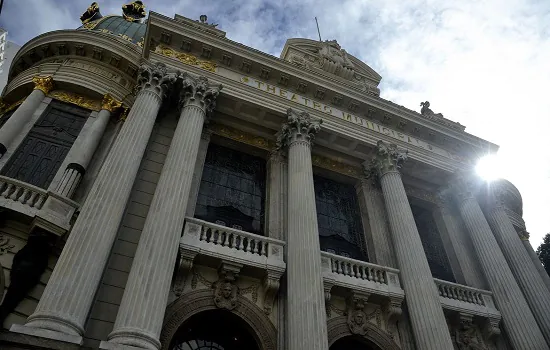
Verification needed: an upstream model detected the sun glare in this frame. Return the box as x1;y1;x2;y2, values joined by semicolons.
476;154;502;181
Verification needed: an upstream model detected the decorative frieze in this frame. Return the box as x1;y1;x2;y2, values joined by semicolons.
155;44;217;72
48;90;101;111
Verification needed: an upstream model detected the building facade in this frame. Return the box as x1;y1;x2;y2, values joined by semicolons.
0;2;549;350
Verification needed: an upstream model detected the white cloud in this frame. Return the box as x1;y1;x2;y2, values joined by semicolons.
1;0;548;246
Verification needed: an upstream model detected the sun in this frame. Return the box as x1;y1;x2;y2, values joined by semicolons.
475;154;502;181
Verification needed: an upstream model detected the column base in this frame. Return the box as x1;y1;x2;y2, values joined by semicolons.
9;324;83;346
106;328;161;350
100;340;151;350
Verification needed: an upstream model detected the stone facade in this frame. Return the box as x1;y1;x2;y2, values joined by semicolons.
0;2;547;350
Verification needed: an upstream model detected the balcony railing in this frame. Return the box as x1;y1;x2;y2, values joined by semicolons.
321;251;404;299
0;175;80;236
180;217;286;270
434;278;500;317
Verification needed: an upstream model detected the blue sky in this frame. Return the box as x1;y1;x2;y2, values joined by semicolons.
1;0;549;246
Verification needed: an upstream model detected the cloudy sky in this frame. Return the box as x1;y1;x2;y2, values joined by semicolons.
1;0;549;246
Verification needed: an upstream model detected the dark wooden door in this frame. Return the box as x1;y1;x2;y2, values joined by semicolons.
1;100;89;189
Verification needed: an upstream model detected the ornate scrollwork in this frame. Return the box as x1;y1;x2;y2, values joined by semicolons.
453;316;489;350
369;140;408;177
136;62;175;99
178;73;222;116
48;90;101;111
276;108;322;150
346;292;371;336
32;76;54;94
101;93;123;113
262;271;282;314
312;155;362;178
154;45;218;73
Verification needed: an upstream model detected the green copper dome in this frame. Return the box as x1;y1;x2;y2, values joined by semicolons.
79;15;146;46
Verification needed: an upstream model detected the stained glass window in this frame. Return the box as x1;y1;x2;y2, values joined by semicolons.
314;174;367;261
1;100;88;189
410;204;455;282
195;143;266;235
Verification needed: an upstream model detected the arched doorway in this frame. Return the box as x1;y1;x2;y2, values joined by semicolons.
169;310;259;350
330;335;379;350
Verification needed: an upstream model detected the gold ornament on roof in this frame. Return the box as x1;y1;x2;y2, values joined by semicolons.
80;2;103;24
122;1;146;23
101;93;123;113
32;76;54;94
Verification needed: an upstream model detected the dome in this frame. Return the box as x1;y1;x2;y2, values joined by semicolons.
79;15;146;46
492;179;523;216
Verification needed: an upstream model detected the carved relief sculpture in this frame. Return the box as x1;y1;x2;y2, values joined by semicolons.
80;2;103;24
319;40;355;80
346;293;370;336
122;1;146;23
276;108;322;149
212;262;241;310
454;318;488;350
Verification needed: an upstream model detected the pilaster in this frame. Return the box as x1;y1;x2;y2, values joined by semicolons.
266;150;288;241
185;129;212;217
369;140;454;349
278;108;328;350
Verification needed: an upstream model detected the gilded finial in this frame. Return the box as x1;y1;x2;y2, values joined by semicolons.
122;1;146;23
80;2;103;24
101;93;123;113
32;76;54;95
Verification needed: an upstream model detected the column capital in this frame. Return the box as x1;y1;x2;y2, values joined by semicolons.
135;61;175;99
178;73;223;116
519;230;530;241
370;140;407;177
276;108;322;150
101;93;122;113
32;76;54;94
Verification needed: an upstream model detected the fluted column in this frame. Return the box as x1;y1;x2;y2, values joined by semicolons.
104;74;222;350
370;140;453;349
521;231;550;292
449;174;548;349
54;94;122;198
266;150;288;241
485;187;550;344
356;174;396;267
0;76;53;157
278;108;328;350
10;63;174;345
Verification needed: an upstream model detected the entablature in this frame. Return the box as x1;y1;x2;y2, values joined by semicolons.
145;12;498;163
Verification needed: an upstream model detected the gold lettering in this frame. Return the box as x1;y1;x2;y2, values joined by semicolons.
279;89;287;98
256;81;265;89
342;112;352;121
323;105;332;114
313;101;322;110
301;97;310;106
291;94;299;102
354;116;364;125
266;84;276;94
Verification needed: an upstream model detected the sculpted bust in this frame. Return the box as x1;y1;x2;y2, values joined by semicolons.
347;309;369;336
213;279;238;310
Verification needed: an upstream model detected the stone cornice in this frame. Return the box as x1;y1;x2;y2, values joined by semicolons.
147;12;498;155
150;51;471;173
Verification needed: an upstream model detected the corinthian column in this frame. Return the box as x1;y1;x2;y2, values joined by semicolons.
448;174;548;350
278;108;328;350
520;231;550;292
0;76;53;157
484;185;550;344
54;94;122;198
104;74;222;350
11;62;174;345
369;140;453;349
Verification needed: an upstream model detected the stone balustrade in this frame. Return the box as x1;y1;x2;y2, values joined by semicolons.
321;251;404;300
0;175;79;236
434;278;500;318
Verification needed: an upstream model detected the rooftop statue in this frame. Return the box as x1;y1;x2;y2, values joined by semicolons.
122;0;146;23
420;101;444;118
318;40;355;80
80;2;103;24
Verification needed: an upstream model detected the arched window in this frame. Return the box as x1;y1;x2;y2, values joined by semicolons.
195;143;266;235
314;174;367;261
330;335;379;350
169;310;259;350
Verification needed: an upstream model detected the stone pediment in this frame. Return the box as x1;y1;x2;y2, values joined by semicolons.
281;38;382;96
